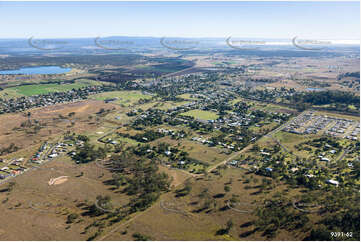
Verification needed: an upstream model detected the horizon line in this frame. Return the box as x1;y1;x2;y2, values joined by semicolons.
0;36;360;41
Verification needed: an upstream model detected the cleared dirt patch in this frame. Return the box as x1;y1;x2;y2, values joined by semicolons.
48;176;69;186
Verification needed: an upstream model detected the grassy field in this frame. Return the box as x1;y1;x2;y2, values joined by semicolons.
273;131;320;158
1;79;100;97
90;90;152;106
230;98;245;105
152;137;227;165
181;109;219;120
100;133;140;146
249;121;279;135
0;156;130;240
0;88;24;99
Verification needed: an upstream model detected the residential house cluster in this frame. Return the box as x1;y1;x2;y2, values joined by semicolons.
0;85;106;114
283;111;359;139
0;158;26;180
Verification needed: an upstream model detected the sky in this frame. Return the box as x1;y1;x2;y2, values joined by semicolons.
0;1;359;40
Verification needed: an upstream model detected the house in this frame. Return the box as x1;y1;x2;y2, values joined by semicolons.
326;179;339;187
229;160;238;166
48;153;58;158
164;151;171;156
1;167;9;171
11;170;21;176
261;151;271;156
0;171;10;179
291;167;299;172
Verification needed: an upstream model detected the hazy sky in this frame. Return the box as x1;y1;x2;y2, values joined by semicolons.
0;1;359;39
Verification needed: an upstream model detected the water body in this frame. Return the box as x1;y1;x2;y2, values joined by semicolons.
0;66;71;75
306;87;326;91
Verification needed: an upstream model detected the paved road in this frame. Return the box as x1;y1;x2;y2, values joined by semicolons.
207;147;249;174
335;149;349;163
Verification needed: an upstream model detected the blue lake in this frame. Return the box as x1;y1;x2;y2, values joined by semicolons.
0;66;71;75
306;87;326;91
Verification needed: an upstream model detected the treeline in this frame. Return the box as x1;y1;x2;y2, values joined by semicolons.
247;78;277;83
81;145;171;220
253;188;360;240
289;90;360;108
305;189;360;240
0;143;19;156
118;130;165;143
337;71;360;80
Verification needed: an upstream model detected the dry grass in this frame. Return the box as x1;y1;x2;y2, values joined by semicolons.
0;156;129;240
102;168;305;241
0;100;119;161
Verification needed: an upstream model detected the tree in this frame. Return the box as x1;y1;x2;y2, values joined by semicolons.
175;180;192;197
230;194;240;204
226;219;234;233
112;173;124;189
216;219;234;235
132;233;152;241
77;135;89;142
27;112;31;123
73;142;107;163
66;213;79;224
7;181;16;192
